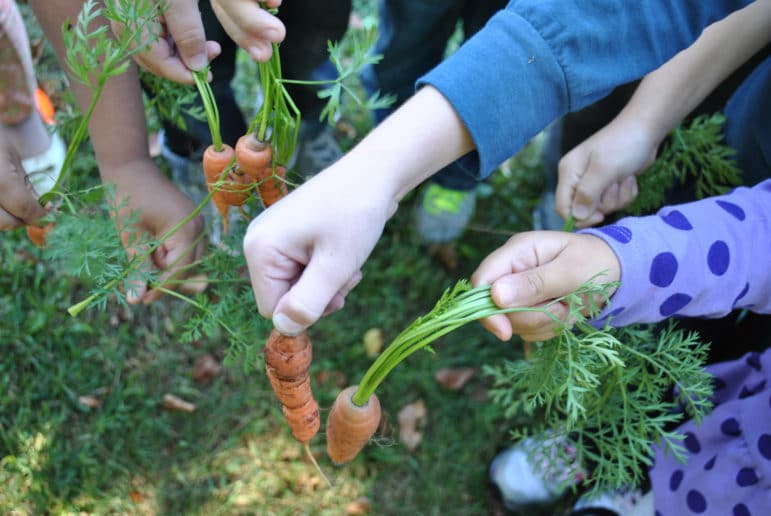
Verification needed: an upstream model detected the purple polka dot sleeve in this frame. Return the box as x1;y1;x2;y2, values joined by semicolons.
580;179;771;327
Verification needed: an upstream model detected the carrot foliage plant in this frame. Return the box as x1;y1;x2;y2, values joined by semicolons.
352;278;713;492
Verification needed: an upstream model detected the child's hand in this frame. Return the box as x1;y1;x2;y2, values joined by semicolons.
211;0;286;62
471;231;620;342
109;159;205;304
111;0;221;84
243;168;395;335
0;138;47;230
556;115;659;227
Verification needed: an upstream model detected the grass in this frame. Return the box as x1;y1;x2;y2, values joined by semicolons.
1;3;548;514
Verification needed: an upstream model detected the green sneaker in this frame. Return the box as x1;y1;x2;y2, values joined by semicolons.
414;182;476;243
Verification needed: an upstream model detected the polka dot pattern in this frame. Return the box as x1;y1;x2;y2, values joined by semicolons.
716;200;746;220
746;352;761;371
660;209;693;230
759;434;771;461
703;455;716;471
733;283;750;306
598;225;632;243
669;469;684;491
650;252;678;287
684;432;701;454
660;293;692;316
739;380;767;399
713;377;727;391
720;418;742;437
736;468;758;487
733;503;751;516
686;489;707;513
707;241;730;276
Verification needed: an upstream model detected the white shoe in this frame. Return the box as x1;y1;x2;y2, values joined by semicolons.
23;132;65;196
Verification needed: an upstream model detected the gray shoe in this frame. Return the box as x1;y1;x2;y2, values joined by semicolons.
290;121;343;177
414;182;476;243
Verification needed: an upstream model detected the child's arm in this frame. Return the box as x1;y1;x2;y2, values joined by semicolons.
472;179;771;342
556;0;771;226
244;0;752;334
30;0;205;304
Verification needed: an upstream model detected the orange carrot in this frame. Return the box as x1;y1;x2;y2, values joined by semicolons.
326;385;382;464
26;223;54;247
264;329;320;443
258;165;288;208
235;133;273;181
202;144;240;234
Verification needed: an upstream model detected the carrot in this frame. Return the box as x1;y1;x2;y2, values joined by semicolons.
235;133;272;181
258;165;288;208
263;329;320;443
325;385;382;464
26;223;54;247
202;144;241;234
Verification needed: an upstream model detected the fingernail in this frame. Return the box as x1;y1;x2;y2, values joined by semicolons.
572;204;590;220
188;53;208;71
273;313;304;336
248;46;264;61
494;283;515;306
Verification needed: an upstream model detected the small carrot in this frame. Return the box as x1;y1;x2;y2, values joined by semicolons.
258;165;288;208
26;222;54;247
235;133;273;181
326;385;382;464
264;329;320;443
202;144;238;234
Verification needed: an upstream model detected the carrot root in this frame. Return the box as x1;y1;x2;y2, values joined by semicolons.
325;385;382;464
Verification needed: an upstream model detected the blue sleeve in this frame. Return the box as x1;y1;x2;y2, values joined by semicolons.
580;180;771;327
417;0;752;178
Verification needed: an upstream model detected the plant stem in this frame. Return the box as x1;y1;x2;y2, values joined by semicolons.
192;68;222;150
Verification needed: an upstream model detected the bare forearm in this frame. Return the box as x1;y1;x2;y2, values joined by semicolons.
621;0;771;140
29;0;152;184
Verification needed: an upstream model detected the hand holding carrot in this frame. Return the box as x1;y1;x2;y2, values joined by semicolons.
471;231;620;342
555;112;659;228
243;167;395;335
109;159;205;304
110;0;221;84
210;0;286;62
0;135;47;230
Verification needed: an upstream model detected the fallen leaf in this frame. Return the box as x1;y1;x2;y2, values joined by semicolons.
129;490;143;503
161;393;196;413
345;496;372;515
77;395;102;408
363;328;384;357
314;369;347;388
180;273;209;295
192;354;221;384
435;367;476;390
397;399;427;452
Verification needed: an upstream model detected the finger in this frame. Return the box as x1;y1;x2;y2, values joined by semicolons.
121;230;152;304
506;301;570;340
212;2;285;59
479;313;513;341
490;257;584;311
572;210;604;229
556;149;588;220
598;182;620;214
471;232;568;288
617;175;638;210
272;254;359;335
571;156;617;221
322;270;363;316
0;163;47;225
163;0;208;71
0;206;23;230
142;230;204;304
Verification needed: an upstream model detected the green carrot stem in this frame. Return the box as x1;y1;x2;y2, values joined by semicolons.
192;68;223;150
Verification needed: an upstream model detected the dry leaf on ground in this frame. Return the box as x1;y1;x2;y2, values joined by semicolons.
161;393;196;413
363;328;384;357
77;395;102;408
345;496;372;515
435;367;476;390
192;354;222;384
397;399;427;452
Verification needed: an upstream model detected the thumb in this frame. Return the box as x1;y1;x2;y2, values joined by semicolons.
490;258;580;310
272;255;358;335
164;0;208;71
571;158;615;221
